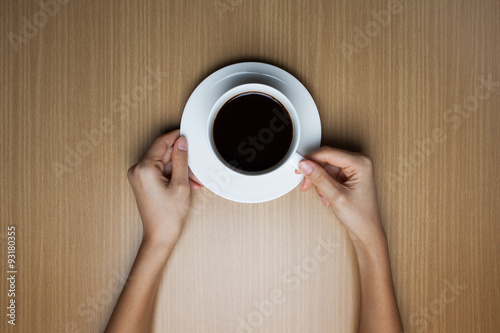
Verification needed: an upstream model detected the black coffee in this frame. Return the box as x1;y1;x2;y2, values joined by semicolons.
212;92;293;172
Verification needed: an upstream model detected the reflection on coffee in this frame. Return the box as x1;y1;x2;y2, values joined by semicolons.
212;92;293;172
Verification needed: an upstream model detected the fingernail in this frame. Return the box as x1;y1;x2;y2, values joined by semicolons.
178;137;188;151
298;161;313;175
320;195;329;207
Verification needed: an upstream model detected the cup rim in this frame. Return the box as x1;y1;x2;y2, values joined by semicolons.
206;83;301;177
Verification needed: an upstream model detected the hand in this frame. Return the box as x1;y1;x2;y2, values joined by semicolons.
296;147;403;332
296;146;385;246
127;130;202;247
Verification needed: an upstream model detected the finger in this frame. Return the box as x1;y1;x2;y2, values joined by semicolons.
296;168;312;191
315;186;330;207
163;161;172;176
301;176;313;191
305;146;363;171
165;161;204;188
188;168;203;187
325;164;340;177
143;130;180;161
161;145;174;164
336;167;349;183
189;179;203;190
298;159;343;202
170;136;190;188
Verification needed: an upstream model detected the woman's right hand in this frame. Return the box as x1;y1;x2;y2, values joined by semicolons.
296;147;386;247
297;147;404;332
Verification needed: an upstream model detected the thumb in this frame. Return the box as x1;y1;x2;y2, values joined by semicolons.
170;136;190;188
298;160;343;204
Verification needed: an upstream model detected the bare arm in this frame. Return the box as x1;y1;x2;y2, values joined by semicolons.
105;131;201;333
297;147;403;332
353;232;402;332
105;240;175;332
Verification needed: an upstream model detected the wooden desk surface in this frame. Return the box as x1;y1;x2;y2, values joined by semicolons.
1;0;499;332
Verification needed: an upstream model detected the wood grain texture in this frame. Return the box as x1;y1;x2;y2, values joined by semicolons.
1;0;499;332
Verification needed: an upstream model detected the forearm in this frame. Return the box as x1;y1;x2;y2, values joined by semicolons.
105;239;176;333
353;232;403;333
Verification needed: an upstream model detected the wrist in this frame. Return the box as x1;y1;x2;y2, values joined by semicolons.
141;220;184;250
351;228;389;263
142;233;180;255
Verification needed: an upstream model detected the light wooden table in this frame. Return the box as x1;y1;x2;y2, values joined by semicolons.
1;0;499;332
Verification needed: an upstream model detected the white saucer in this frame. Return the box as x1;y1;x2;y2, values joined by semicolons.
180;62;321;203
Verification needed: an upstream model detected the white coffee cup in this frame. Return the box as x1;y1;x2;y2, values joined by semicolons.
206;83;304;177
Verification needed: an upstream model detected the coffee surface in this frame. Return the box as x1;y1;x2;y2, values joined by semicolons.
212;92;293;172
